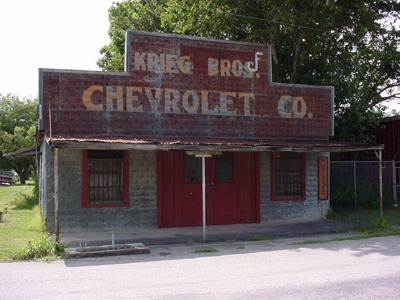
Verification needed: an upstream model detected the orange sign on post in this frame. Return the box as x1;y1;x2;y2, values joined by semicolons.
318;157;329;200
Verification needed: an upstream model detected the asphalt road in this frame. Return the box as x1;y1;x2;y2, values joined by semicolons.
1;235;399;299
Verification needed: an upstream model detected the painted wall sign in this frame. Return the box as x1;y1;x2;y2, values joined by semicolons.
318;157;329;200
39;31;334;140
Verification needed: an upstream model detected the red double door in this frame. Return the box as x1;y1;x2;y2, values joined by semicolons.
158;151;259;227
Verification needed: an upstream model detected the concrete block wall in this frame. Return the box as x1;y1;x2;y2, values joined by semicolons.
40;143;330;232
260;152;330;223
43;144;158;233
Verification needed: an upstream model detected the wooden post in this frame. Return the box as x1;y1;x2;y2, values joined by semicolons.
54;147;59;243
379;149;383;219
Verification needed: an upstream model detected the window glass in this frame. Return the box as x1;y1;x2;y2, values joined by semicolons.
216;152;234;183
184;154;202;183
274;152;304;200
87;150;124;205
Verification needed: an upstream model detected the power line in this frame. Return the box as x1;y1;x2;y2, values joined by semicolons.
221;10;331;33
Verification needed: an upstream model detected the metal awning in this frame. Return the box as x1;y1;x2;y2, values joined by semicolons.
3;146;40;158
46;136;384;153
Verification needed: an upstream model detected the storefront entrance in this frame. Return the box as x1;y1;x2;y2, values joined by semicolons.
157;151;259;227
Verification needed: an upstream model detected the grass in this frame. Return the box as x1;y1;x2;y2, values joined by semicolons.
1;180;399;260
246;234;269;241
193;247;219;254
0;182;34;211
293;207;400;246
0;180;50;262
333;207;400;233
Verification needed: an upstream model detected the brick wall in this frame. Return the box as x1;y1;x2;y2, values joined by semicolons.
40;31;333;142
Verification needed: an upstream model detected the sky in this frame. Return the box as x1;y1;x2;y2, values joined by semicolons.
0;0;116;99
0;0;398;112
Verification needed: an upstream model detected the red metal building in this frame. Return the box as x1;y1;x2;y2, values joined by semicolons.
377;115;400;162
377;115;400;201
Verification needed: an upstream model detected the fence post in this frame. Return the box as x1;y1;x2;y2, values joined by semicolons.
353;160;357;209
380;151;383;218
378;150;383;219
393;160;397;203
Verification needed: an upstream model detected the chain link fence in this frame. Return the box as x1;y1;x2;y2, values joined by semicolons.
330;161;398;210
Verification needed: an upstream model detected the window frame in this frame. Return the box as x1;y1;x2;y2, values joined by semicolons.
82;149;129;208
270;152;306;201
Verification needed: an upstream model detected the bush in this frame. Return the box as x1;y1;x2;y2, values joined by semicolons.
13;178;39;209
13;234;63;261
371;217;388;230
330;187;394;212
330;190;356;211
13;191;37;209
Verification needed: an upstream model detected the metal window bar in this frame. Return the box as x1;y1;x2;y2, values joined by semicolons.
275;154;303;199
88;158;123;205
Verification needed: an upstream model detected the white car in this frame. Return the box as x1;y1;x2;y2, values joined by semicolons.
0;171;18;185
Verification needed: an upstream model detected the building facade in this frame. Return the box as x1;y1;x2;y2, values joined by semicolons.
38;31;372;233
377;116;400;202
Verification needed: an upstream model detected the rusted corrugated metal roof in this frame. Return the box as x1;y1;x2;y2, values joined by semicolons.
46;135;383;153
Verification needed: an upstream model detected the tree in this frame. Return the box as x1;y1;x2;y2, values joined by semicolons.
0;94;37;184
97;0;166;71
98;0;400;143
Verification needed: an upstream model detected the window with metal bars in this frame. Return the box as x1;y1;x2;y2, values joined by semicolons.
82;150;129;207
271;152;306;201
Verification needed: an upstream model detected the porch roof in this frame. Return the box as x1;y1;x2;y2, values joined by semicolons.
3;146;40;158
46;136;383;153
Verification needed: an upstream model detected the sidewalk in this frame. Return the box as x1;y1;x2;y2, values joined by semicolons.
60;219;353;248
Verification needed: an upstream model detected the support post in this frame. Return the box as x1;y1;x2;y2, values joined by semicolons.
392;160;397;203
186;151;220;242
201;156;206;242
54;147;59;243
353;160;357;209
379;150;383;219
374;150;384;219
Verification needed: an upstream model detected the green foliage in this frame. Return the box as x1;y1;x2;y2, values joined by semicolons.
193;247;219;253
299;209;400;244
371;217;388;230
0;94;37;133
13;234;63;261
7;176;39;210
247;234;269;241
0;181;50;262
330;187;394;211
98;0;400;143
98;0;167;71
33;175;39;203
330;190;357;211
13;187;38;210
0;94;37;183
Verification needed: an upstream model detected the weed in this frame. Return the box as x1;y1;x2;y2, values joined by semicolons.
13;234;64;261
293;239;326;245
371;217;388;230
13;188;38;210
247;234;269;241
236;245;245;249
193;248;219;254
